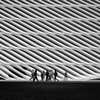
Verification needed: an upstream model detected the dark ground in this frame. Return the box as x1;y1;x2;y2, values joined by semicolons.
0;81;100;100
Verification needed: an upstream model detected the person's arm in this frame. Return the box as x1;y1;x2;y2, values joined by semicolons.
29;73;32;80
30;76;32;80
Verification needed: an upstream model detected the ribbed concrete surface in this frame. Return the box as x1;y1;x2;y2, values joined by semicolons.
0;0;100;81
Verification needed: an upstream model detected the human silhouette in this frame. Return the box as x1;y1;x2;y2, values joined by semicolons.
64;72;67;77
34;69;38;81
54;69;58;81
30;69;38;82
46;70;49;81
30;69;34;81
49;70;53;81
41;71;45;81
64;72;68;81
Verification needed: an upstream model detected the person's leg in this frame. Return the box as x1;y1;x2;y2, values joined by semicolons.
36;76;38;81
41;77;43;81
42;76;44;81
46;76;48;81
30;77;32;80
46;77;47;81
41;77;42;81
48;76;49;81
33;78;34;82
42;77;44;81
33;77;35;82
54;76;55;80
49;76;51;81
54;76;56;81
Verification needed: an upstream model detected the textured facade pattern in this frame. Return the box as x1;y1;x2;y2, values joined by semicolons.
0;0;100;81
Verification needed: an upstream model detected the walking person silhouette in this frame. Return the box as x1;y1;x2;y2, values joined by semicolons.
64;72;68;81
34;69;38;81
46;70;49;81
30;69;34;82
41;71;45;81
30;69;38;82
54;69;58;81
